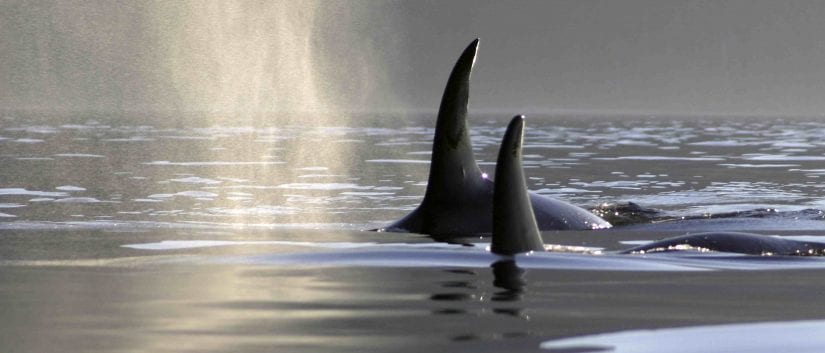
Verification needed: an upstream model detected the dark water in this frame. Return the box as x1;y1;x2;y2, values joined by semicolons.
4;113;825;352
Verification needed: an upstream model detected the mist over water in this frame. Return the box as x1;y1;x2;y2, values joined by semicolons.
1;1;405;121
2;1;416;227
9;1;825;118
157;1;405;121
161;2;324;116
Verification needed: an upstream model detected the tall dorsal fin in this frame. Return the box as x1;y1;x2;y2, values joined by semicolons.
423;39;487;203
380;39;609;237
491;115;545;255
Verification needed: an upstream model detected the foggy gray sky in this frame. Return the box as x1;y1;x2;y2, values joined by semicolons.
4;0;825;117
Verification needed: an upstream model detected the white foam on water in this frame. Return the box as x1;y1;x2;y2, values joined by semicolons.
744;154;825;161
169;177;222;185
0;188;68;197
0;203;25;208
147;191;219;199
55;185;86;191
718;163;799;168
54;153;105;158
15;157;53;161
53;197;102;203
688;140;761;147
14;138;44;144
540;320;825;353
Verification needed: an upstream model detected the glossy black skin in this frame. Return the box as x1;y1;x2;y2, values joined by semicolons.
491;116;545;255
620;232;825;256
379;39;610;239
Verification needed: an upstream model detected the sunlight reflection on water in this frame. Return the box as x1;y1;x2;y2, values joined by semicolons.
3;115;825;229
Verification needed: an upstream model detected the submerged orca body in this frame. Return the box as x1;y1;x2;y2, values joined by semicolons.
380;40;610;238
620;232;825;256
490;117;825;257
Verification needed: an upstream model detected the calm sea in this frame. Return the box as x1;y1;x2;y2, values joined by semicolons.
3;113;825;352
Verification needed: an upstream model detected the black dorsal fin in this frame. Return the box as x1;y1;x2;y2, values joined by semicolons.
380;39;610;237
423;39;488;203
491;115;545;255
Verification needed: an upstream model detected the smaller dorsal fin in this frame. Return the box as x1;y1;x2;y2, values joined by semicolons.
491;115;546;255
379;40;609;237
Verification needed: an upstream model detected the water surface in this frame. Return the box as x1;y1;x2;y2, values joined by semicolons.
4;113;825;352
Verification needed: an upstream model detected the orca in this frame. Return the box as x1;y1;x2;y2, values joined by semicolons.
379;39;610;239
619;232;825;256
491;116;545;254
490;117;825;256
